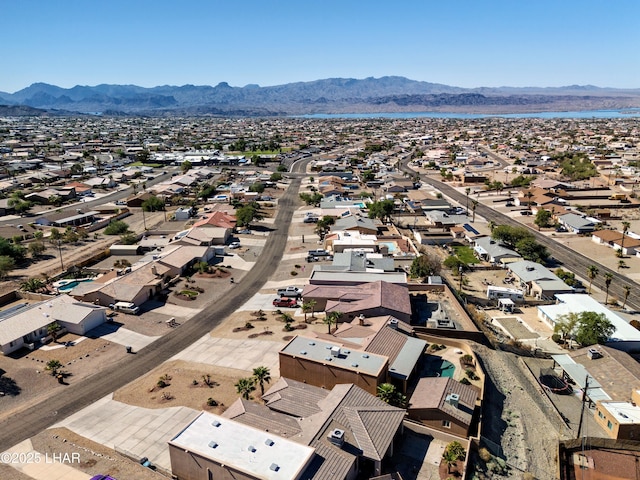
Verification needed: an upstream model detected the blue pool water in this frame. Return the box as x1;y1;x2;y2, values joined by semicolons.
58;279;94;292
379;241;397;252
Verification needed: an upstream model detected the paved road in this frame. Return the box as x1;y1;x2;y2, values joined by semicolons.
0;168;306;452
402;162;640;312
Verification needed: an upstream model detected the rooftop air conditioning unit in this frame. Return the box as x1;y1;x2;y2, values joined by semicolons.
328;428;345;447
389;318;399;329
331;346;341;357
446;393;460;408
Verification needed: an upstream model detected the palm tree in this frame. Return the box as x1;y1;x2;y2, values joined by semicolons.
47;322;62;343
587;265;599;294
302;300;316;323
20;277;45;293
623;285;632;309
618;259;627;271
442;449;460;475
234;377;256;400
252;366;271;397
621;221;631;252
525;190;534;211
471;199;478;222
45;359;63;376
488;220;496;232
376;383;407;408
604;273;613;304
324;311;341;334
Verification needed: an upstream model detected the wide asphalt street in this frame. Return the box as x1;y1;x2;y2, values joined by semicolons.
0;163;306;452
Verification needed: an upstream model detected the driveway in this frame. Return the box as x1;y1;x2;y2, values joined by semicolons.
54;394;199;472
170;335;282;376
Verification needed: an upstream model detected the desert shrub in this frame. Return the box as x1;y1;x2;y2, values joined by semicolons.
460;378;472;385
245;322;254;329
478;447;492;462
207;398;218;406
290;270;298;276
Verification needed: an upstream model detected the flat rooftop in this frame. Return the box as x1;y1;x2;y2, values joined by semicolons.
281;336;388;377
169;411;315;480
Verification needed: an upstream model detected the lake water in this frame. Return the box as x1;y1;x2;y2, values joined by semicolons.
299;109;640;119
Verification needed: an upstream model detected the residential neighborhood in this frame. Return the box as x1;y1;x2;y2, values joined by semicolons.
0;114;640;480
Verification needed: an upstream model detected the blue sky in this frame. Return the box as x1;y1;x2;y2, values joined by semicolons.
2;0;639;93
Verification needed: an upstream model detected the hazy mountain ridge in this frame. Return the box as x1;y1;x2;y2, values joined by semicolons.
1;76;639;116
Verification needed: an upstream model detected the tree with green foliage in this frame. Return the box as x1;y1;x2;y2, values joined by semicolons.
180;160;192;173
276;164;287;173
234;377;256;400
361;170;375;183
368;199;395;223
20;277;45;293
554;312;579;346
28;241;46;258
252;366;271;397
104;220;130;235
235;202;263;227
324;311;341;334
376;383;407;408
47;322;62;342
443;255;467;273
491;225;533;247
45;359;63;376
0;237;25;262
299;192;323;206
442;441;466;474
249;182;265;194
119;232;138;245
604;272;613;304
315;216;335;238
534;209;552;230
142;195;165;212
558;153;597;180
574;311;614;346
135;149;151;163
269;172;283;182
515;237;549;263
0;256;15;278
410;254;441;279
302;299;317;323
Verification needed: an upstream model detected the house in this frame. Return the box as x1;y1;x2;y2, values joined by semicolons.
192;211;237;230
595;390;640;440
332;214;380;235
168;411;316;480
557;213;596;234
309;315;427;393
592;230;640;256
507;260;573;299
408;377;480;437
538;294;640;351
326;230;378;254
224;379;406;479
174;207;194;221
473;236;522;264
0;296;107;355
302;281;412;324
34;210;99;227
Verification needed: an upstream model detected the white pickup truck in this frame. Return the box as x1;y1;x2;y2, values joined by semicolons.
277;286;303;298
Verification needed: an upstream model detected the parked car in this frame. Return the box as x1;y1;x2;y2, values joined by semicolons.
237;229;251;234
303;216;319;223
520;210;532;216
273;297;298;307
229;242;241;249
277;286;303;298
307;249;330;257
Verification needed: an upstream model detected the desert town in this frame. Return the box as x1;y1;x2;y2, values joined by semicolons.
0;115;639;480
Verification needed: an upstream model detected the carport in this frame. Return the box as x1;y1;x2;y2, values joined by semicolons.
551;354;611;405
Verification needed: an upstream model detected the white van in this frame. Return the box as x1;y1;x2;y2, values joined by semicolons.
111;301;140;315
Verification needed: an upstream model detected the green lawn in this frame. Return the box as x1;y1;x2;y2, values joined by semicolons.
452;245;479;264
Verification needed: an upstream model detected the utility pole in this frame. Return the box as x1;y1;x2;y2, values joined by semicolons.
56;240;64;272
577;375;589;439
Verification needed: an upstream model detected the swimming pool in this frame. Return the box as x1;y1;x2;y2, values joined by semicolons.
424;357;456;378
55;278;94;292
378;241;398;253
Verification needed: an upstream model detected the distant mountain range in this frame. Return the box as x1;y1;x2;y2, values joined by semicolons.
1;76;639;116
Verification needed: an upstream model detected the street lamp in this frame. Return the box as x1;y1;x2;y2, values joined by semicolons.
458;266;463;291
